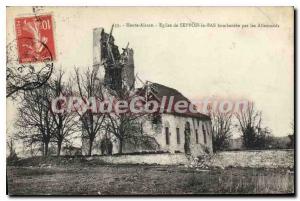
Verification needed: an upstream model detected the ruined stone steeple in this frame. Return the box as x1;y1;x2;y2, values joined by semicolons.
93;26;135;91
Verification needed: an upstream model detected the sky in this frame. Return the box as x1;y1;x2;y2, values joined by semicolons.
7;7;294;138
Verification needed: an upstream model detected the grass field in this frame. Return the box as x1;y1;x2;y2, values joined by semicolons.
7;164;294;195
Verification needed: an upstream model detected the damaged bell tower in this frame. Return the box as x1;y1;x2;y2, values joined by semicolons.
93;25;135;91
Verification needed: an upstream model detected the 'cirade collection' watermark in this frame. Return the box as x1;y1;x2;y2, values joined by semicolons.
51;94;249;115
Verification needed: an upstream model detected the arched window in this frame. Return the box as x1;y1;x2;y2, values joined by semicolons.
164;121;170;145
165;127;170;145
184;122;191;154
176;128;180;144
205;122;210;135
202;124;207;144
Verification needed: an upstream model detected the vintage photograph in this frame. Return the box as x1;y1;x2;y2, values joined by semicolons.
6;6;294;195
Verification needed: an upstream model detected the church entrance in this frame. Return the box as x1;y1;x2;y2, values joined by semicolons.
184;122;191;154
100;138;113;155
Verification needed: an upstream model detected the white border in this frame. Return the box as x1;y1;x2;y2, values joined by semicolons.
2;0;298;6
1;0;298;200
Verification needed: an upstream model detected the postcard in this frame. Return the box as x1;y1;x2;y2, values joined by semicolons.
6;6;294;195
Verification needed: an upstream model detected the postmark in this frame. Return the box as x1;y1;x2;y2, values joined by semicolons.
6;14;55;97
6;38;54;97
15;14;55;63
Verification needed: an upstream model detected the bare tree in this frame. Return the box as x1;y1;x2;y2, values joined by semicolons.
105;84;153;154
49;70;78;156
74;67;106;156
16;84;55;156
210;111;233;151
235;103;272;149
287;121;294;149
7;136;18;160
107;112;147;154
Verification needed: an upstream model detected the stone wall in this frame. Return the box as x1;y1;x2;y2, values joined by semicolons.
96;153;189;165
82;113;213;156
205;149;294;169
92;149;294;168
151;113;213;155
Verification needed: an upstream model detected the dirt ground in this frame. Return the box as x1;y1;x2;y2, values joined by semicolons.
7;164;294;195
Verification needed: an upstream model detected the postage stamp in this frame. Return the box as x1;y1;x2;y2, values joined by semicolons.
15;14;55;63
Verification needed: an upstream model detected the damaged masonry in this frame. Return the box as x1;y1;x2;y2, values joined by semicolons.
80;25;213;157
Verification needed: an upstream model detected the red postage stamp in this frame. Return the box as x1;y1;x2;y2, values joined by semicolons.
15;15;55;63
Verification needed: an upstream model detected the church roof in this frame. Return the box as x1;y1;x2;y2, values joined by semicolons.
137;82;210;120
